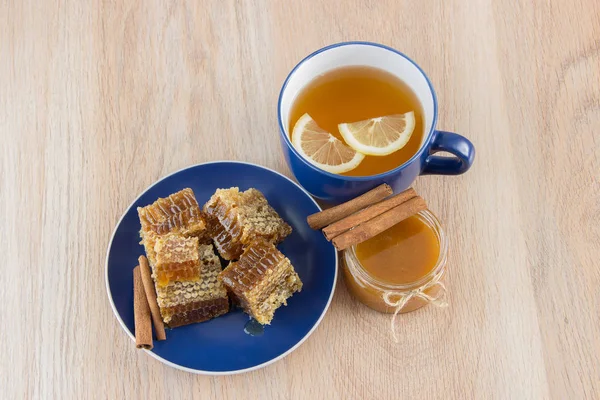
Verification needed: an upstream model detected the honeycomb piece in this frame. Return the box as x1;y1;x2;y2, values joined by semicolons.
153;234;200;287
204;212;244;263
204;188;292;260
165;298;229;328
155;244;229;327
138;188;211;267
220;240;302;324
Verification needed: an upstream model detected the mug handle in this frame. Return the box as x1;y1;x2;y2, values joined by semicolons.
421;130;475;175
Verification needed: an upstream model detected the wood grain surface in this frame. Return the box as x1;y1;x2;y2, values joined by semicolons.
1;1;599;399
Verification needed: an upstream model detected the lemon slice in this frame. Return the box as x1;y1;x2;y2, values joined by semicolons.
338;112;416;156
292;113;365;174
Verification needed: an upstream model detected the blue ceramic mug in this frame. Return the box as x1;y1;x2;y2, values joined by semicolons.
278;42;475;203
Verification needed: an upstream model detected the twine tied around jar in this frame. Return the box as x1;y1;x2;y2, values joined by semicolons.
382;275;448;343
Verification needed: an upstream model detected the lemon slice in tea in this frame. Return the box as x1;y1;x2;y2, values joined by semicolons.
292;113;365;174
338;112;416;156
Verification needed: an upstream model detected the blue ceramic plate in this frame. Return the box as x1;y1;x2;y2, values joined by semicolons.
105;161;338;375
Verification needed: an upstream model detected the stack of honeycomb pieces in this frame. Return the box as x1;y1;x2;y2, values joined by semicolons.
137;186;303;329
138;188;229;327
203;187;301;325
154;242;229;327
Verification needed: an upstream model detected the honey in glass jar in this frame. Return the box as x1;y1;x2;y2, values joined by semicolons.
343;210;448;314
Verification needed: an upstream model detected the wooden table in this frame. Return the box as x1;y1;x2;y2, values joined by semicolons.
2;1;599;398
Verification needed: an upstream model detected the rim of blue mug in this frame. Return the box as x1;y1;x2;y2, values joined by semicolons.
277;41;439;182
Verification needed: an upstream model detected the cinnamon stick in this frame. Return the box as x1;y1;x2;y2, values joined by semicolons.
133;266;153;350
307;184;393;229
138;255;166;341
323;188;417;240
331;196;427;250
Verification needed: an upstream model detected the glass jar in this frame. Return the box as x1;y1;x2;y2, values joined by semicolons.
342;210;449;315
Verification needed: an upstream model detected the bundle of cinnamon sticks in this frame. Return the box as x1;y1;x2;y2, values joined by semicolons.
133;255;166;350
307;184;427;250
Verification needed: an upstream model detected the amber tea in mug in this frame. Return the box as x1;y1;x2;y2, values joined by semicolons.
289;66;424;177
